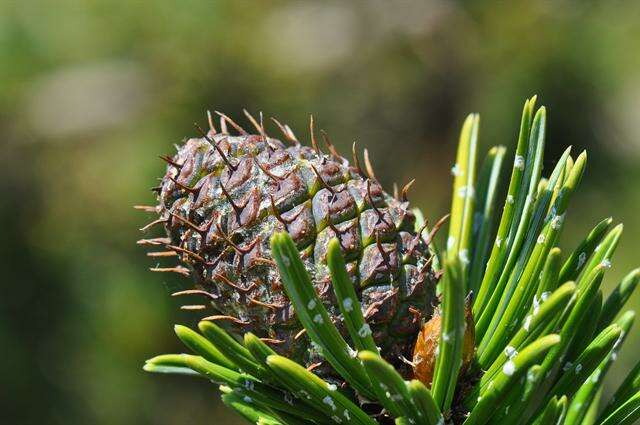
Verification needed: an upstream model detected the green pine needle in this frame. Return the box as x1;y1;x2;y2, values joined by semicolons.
431;257;465;411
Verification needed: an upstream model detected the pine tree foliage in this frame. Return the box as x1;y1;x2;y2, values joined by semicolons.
142;97;640;424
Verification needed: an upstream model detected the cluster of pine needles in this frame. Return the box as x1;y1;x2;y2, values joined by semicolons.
143;97;640;425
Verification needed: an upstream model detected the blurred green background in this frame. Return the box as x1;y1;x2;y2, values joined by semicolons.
2;1;640;424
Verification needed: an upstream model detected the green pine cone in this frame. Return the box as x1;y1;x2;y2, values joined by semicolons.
145;113;438;375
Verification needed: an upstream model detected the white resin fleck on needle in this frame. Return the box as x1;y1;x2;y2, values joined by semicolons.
451;163;462;176
503;360;516;376
342;298;353;312
323;396;337;411
523;315;532;331
577;252;587;269
358;323;372;337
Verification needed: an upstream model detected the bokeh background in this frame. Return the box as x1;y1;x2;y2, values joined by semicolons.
2;1;640;424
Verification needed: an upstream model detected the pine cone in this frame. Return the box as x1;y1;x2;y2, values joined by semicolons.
143;112;438;375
